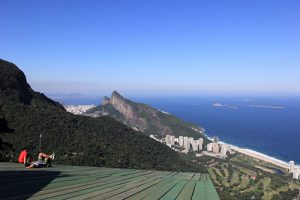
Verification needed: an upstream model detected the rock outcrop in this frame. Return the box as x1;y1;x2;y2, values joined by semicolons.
87;91;208;143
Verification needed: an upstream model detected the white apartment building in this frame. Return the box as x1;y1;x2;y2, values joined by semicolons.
289;161;295;173
170;135;175;146
293;168;300;179
220;144;227;157
178;136;184;146
207;143;213;152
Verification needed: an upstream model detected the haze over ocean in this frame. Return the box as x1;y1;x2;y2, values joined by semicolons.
55;95;300;164
138;96;300;164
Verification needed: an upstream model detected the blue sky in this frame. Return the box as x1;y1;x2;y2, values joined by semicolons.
1;0;300;97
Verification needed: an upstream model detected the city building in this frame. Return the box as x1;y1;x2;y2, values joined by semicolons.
170;135;175;146
175;137;179;143
178;136;184;146
165;135;171;147
197;138;203;150
207;143;213;152
293;168;300;179
191;140;198;151
212;143;220;154
220;144;228;157
163;134;206;153
183;137;188;148
289;161;295;173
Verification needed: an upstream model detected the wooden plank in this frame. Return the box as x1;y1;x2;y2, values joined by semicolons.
28;177;138;200
4;170;156;200
176;180;196;200
0;169;114;196
0;163;220;200
65;172;164;200
105;178;164;200
26;171;160;200
3;174;124;200
85;172;164;200
192;181;205;200
126;172;178;200
143;179;179;200
200;173;207;181
0;167;112;185
205;177;220;200
191;173;201;181
184;173;195;180
160;180;188;200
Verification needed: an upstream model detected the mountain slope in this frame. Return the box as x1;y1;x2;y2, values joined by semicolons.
87;91;209;144
0;59;204;172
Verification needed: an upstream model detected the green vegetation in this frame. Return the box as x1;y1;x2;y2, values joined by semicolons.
271;189;299;200
185;152;300;200
87;91;210;144
0;59;204;172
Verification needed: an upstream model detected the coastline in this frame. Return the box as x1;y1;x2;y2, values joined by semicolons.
204;134;299;170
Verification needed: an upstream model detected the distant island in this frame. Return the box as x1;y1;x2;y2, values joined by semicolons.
247;105;285;109
213;103;285;109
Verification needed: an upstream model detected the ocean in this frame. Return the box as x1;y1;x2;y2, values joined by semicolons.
55;95;300;164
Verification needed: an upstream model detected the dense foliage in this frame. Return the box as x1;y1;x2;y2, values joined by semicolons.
0;59;203;172
271;189;299;200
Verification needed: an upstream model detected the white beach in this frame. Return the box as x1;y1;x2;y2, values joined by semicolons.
205;134;299;170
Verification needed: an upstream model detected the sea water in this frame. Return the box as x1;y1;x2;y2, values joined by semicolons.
134;96;300;164
56;95;300;164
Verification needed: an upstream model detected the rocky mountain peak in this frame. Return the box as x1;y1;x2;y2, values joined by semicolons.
102;96;110;105
111;90;123;99
0;59;34;104
0;59;32;92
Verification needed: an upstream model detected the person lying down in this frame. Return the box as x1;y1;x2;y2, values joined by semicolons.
26;152;55;169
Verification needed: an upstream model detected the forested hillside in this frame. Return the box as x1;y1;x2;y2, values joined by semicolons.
0;59;206;172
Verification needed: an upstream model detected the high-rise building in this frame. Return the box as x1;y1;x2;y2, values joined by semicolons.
289;161;295;173
187;137;194;149
220;144;227;157
292;168;300;179
165;135;171;146
175;137;179;143
183;137;190;150
212;143;220;154
179;136;184;147
191;140;198;151
226;144;232;152
187;139;191;150
207;143;213;152
170;135;175;146
183;136;188;147
197;138;203;150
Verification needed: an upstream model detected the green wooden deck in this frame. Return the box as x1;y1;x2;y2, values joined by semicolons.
0;163;219;200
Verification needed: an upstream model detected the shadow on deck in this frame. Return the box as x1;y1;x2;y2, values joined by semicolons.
0;170;61;200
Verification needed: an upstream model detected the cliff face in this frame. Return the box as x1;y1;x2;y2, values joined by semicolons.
104;91;147;132
87;91;208;142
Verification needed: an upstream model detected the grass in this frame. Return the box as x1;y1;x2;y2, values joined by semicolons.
221;163;229;177
205;152;300;199
229;171;240;186
208;168;221;186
